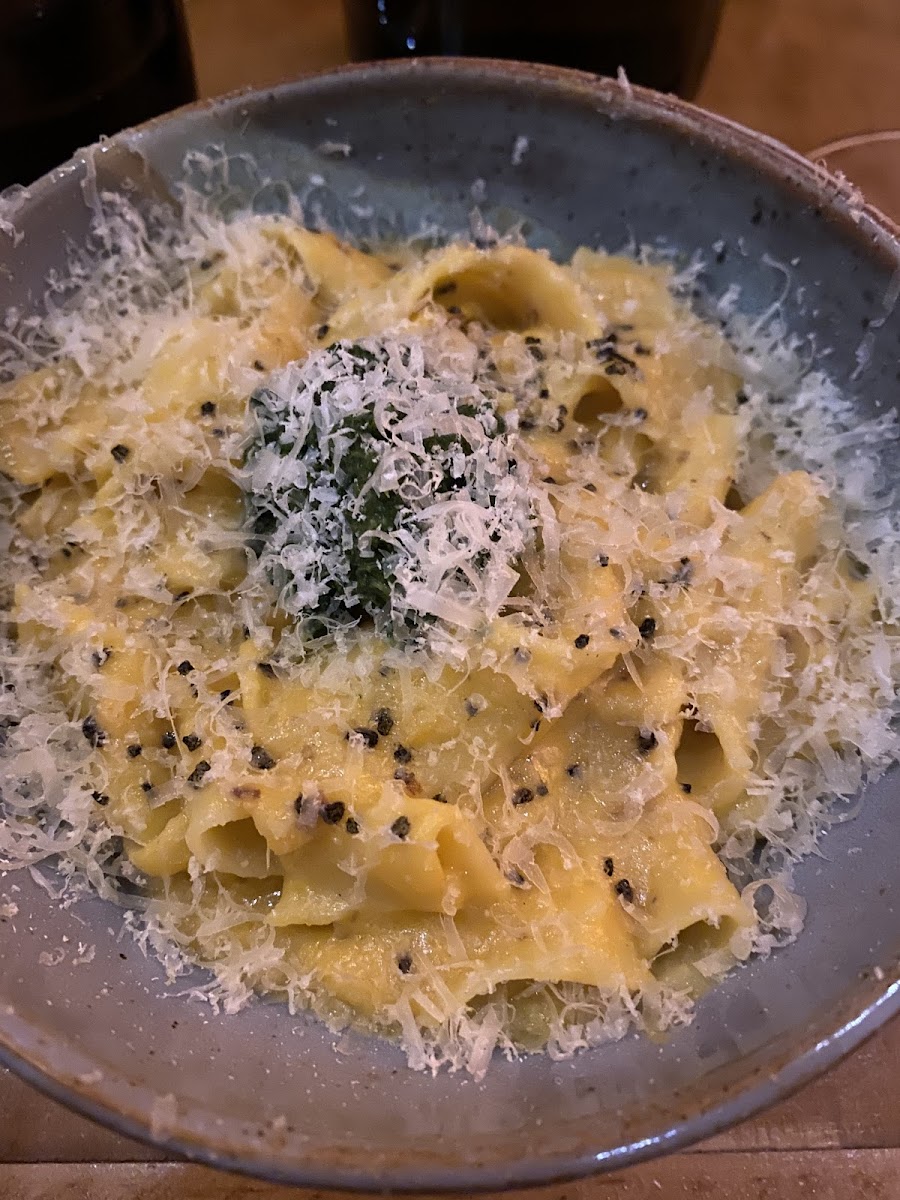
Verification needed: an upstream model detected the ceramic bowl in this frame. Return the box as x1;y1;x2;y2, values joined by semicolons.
1;60;898;1191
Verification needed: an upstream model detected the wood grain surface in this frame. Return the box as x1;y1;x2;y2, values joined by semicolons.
3;1;899;1196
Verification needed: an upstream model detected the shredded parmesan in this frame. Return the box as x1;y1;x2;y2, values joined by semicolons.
0;172;897;1083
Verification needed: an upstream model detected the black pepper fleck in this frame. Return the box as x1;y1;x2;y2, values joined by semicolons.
91;647;111;669
373;708;394;737
397;953;413;974
391;815;411;840
321;801;346;825
566;763;583;778
639;617;657;640
81;715;107;748
671;556;694;586
393;744;413;764
681;782;693;794
636;730;658;754
176;660;194;676
536;783;549;797
126;744;143;759
574;633;590;649
161;730;177;750
512;786;534;806
187;760;211;786
140;781;154;793
347;726;379;748
110;443;130;463
597;553;609;567
182;733;202;752
200;401;216;417
250;745;276;770
345;816;360;834
615;878;634;903
317;323;330;338
92;790;110;807
603;857;614;877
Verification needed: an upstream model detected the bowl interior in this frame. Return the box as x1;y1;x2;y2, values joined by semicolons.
0;61;898;1191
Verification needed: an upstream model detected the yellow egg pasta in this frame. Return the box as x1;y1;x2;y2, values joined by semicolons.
1;211;897;1076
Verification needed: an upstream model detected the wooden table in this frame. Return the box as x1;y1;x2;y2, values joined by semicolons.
3;2;899;1196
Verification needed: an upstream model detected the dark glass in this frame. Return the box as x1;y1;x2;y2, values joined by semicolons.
0;0;196;191
344;0;724;99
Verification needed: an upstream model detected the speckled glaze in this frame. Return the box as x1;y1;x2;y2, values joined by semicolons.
0;60;898;1193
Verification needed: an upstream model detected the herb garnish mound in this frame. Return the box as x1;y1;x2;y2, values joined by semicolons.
245;337;535;637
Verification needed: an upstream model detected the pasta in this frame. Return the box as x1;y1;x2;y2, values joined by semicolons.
1;207;897;1076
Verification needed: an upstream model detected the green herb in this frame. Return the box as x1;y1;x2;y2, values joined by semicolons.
244;338;533;639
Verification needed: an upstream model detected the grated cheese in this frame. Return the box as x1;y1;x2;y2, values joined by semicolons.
244;336;535;642
0;175;897;1083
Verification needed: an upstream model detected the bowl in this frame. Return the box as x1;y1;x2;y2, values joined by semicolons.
0;59;898;1191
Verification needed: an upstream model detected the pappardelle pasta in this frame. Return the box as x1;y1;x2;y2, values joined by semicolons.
1;211;896;1074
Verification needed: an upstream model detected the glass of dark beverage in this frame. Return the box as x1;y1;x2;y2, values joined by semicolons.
344;0;724;99
0;0;196;191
